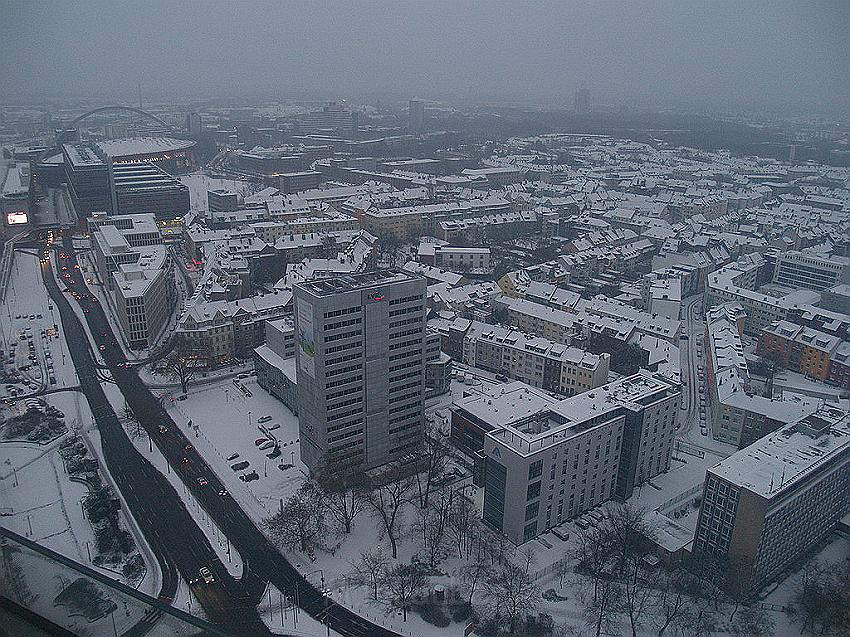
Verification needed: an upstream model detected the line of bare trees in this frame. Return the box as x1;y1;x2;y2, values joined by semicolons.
573;504;773;637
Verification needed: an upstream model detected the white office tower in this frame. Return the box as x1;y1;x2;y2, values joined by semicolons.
293;270;427;473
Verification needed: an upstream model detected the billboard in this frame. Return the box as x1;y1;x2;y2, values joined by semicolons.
297;300;316;378
6;212;28;225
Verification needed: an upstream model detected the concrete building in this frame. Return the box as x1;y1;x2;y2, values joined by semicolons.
408;99;425;132
254;317;298;414
208;189;239;213
706;304;818;447
88;216;174;349
693;407;850;591
706;254;820;335
460;321;609;397
293;270;427;473
63;143;111;217
476;371;680;543
773;251;850;292
176;290;293;364
109;162;190;220
1;162;31;229
112;251;174;350
280;171;322;194
757;321;846;386
418;244;492;273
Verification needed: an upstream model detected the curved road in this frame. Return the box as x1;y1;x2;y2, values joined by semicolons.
44;242;272;635
57;236;400;637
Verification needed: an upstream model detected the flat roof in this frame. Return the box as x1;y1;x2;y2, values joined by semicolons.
485;371;678;455
294;269;422;297
63;143;105;168
709;407;850;499
97;137;195;158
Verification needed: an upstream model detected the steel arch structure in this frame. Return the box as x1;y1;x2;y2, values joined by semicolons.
70;105;174;129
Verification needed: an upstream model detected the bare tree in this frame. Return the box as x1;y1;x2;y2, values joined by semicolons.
603;504;653;575
416;486;456;567
621;555;659;637
314;460;366;534
265;485;326;554
163;341;202;394
722;556;756;622
480;551;540;634
675;571;719;637
573;524;613;603
555;557;571;590
652;569;691;636
789;559;850;636
583;575;620;637
460;544;489;606
365;465;415;559
415;423;452;510
730;604;774;636
381;562;427;622
447;492;476;559
350;547;389;601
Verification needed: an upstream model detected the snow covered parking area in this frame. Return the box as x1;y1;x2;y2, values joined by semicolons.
165;375;306;521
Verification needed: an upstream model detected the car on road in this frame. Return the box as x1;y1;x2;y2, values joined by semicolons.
98;344;106;352
197;477;208;486
158;425;168;434
231;461;249;471
218;489;228;496
184;444;193;452
199;567;215;584
226;453;239;461
257;415;272;423
181;457;189;465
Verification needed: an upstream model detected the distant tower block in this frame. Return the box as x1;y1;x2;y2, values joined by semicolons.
409;99;425;132
575;87;591;114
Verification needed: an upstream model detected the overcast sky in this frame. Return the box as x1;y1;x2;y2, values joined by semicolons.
1;1;848;116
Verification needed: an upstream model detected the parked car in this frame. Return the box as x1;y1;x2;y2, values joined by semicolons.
257;415;272;423
231;461;249;471
259;440;275;450
254;438;268;446
226;453;240;461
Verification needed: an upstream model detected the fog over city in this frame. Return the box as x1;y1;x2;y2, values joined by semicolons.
2;1;849;115
2;3;850;637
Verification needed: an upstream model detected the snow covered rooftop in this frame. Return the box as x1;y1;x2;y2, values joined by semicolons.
709;407;850;499
96;136;195;158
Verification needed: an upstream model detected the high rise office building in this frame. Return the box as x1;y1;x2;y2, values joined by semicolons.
408;99;425;132
575;87;591;114
294;270;427;473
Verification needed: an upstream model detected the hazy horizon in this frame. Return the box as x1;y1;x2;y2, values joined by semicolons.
2;1;849;117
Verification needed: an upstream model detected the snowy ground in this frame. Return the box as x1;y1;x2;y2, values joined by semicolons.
178;173;256;213
164;375;307;523
1;248;161;599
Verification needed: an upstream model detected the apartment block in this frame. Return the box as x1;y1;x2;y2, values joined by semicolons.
476;371;680;543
